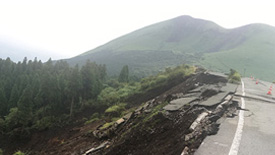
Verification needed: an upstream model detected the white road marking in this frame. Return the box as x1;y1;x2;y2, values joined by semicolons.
228;80;245;155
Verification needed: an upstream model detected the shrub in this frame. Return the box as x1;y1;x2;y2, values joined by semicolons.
143;102;168;122
228;69;241;83
13;151;25;155
140;65;195;91
33;116;55;131
97;87;120;106
105;103;126;117
0;149;3;155
84;113;101;125
99;122;115;130
84;118;99;125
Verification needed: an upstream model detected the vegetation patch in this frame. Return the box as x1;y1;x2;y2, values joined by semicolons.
105;103;127;117
84;113;101;125
140;65;195;91
13;151;26;155
0;58;106;138
228;69;241;83
143;102;168;123
100;122;115;130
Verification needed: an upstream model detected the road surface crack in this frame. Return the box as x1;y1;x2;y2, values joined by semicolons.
244;112;254;117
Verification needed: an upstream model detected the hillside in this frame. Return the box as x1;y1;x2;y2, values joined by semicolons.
66;15;275;81
0;63;239;154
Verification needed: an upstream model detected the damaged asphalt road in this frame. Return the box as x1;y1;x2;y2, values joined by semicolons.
196;78;275;155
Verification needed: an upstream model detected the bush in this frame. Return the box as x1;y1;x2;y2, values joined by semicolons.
0;149;3;155
105;103;126;117
140;65;195;91
13;151;25;155
97;87;120;106
99;122;115;130
228;69;241;83
84;113;101;125
33;116;55;131
117;84;139;99
84;118;99;125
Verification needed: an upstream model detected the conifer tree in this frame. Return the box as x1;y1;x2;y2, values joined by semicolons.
17;85;33;126
118;65;129;83
0;87;8;116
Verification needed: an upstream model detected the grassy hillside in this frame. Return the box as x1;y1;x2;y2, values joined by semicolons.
200;24;275;81
67;15;275;81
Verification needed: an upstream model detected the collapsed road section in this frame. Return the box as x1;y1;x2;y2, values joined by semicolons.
85;72;239;155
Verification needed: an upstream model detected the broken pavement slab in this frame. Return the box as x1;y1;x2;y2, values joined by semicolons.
198;83;238;107
189;112;209;131
83;141;109;155
163;97;197;111
198;92;228;106
116;118;125;125
220;83;238;94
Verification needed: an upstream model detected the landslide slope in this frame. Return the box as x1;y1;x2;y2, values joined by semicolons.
66;15;275;81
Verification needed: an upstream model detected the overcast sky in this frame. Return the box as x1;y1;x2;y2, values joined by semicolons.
0;0;275;60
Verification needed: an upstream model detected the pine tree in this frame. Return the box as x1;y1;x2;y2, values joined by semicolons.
67;65;81;117
17;85;33;126
118;65;129;83
0;87;8;116
8;85;19;109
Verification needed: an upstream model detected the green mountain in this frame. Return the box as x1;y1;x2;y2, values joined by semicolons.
66;15;275;81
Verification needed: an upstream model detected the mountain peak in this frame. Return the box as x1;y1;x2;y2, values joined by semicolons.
175;15;194;20
67;16;275;81
170;15;222;30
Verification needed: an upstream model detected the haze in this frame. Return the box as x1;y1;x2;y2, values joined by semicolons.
0;0;274;61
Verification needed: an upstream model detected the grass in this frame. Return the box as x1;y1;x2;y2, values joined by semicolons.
84;112;101;125
84;118;99;125
105;103;126;114
13;151;26;155
200;25;275;82
99;122;115;130
200;44;275;82
143;102;168;122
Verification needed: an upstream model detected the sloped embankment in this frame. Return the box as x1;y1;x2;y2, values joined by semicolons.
85;72;238;155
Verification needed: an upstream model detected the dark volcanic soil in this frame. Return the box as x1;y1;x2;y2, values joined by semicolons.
1;116;103;155
103;108;203;155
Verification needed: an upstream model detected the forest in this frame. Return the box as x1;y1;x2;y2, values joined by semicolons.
0;57;196;145
0;57;106;138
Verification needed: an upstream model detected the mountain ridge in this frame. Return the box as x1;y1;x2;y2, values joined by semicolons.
66;15;275;81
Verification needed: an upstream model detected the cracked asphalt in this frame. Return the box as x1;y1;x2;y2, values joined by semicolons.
195;78;275;155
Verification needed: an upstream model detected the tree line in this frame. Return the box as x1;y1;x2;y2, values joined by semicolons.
0;57;106;136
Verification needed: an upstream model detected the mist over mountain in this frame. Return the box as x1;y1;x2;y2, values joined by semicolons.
66;15;275;81
0;38;62;62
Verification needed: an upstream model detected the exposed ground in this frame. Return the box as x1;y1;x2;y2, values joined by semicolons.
1;71;239;155
92;72;238;155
